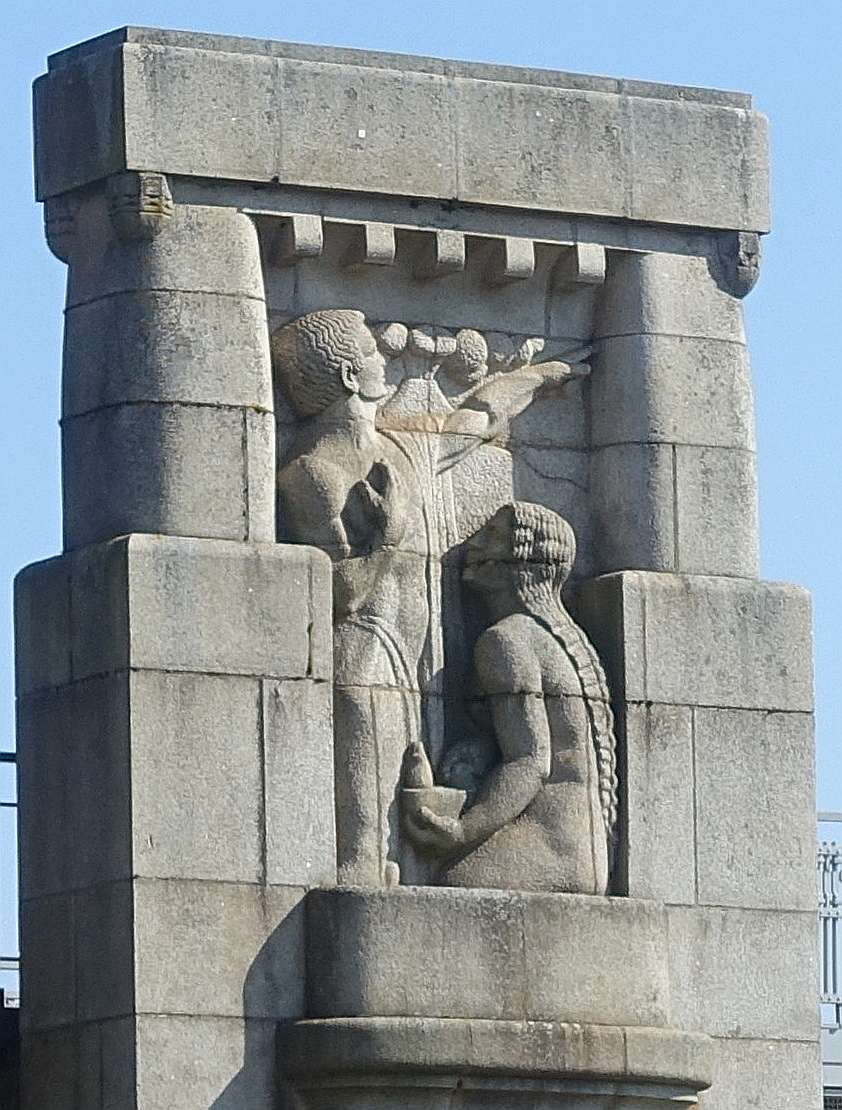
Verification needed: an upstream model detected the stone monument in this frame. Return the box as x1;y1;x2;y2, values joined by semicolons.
18;27;820;1109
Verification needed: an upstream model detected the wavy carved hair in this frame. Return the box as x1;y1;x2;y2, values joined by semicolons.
272;309;370;418
491;502;619;850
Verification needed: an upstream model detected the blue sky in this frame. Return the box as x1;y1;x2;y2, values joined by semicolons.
1;0;840;964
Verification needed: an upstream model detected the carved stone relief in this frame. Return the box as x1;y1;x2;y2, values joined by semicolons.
272;309;600;888
402;502;617;894
107;171;174;241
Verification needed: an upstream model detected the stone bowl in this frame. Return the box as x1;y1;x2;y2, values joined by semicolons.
401;785;466;826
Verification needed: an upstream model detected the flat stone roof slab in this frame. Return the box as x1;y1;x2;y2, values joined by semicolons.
34;27;769;230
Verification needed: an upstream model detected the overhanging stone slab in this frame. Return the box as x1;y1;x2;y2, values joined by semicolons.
34;27;769;232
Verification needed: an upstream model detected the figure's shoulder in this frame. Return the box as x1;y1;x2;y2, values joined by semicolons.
278;450;349;503
475;615;543;693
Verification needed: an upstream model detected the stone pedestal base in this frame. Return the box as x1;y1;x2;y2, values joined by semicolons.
276;889;712;1108
278;1017;711;1109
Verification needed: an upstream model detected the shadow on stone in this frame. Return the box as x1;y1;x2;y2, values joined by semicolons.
209;897;306;1110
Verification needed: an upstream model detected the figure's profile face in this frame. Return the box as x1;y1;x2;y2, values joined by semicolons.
462;512;516;603
348;322;388;402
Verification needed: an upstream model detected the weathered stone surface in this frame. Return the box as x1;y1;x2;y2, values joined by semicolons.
281;59;458;201
135;1014;278;1110
595;250;747;343
17;675;131;898
674;445;758;576
697;1037;821;1110
133;880;305;1019
130;671;263;882
590;443;758;578
693;708;816;911
14;553;72;695
278;1016;712;1086
590;334;755;451
20;1026;80;1110
62;291;273;417
74;881;135;1023
590;442;676;572
666;905;819;1041
58;195;276;547
19;893;75;1031
624;702;697;905
35;31;769;232
20;1018;136;1110
306;888;670;1027
64;196;267;305
575;572;813;712
65;535;331;683
263;679;336;886
62;403;252;547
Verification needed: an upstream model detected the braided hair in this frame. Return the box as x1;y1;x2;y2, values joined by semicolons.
491;502;618;850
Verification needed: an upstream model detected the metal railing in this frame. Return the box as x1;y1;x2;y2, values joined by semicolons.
0;753;17;993
820;813;842;1030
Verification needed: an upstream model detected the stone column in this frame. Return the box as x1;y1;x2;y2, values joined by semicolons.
51;176;276;549
22;158;333;1109
16;535;334;1109
591;247;758;576
574;570;821;1101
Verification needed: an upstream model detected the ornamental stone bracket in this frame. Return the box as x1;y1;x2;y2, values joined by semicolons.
253;210;608;289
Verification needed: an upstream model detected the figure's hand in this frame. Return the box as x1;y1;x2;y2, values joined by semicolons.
357;459;407;546
532;359;591;388
405;805;466;854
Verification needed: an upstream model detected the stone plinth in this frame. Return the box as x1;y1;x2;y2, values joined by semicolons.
19;26;821;1110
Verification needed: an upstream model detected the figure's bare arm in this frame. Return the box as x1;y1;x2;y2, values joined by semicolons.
443;360;589;437
407;623;550;854
457;627;550;848
278;458;351;557
279;455;406;621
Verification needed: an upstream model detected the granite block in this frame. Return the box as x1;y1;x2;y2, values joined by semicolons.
693;708;816;911
75;881;135;1023
279;58;458;199
589;442;676;573
595;250;747;343
17;674;131;898
62;402;249;548
698;1037;821;1110
624;702;696;905
456;76;625;218
65;535;331;684
666;905;819;1041
122;44;282;184
628;97;768;237
14;554;72;695
35;31;768;232
123;535;330;681
62;291;273;417
19;893;75;1032
590;334;755;451
133;879;305;1019
576;572;813;712
674;444;758;576
135;1013;277;1110
264;679;336;887
306;888;670;1027
129;670;262;882
65;196;267;306
21;1018;136;1110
